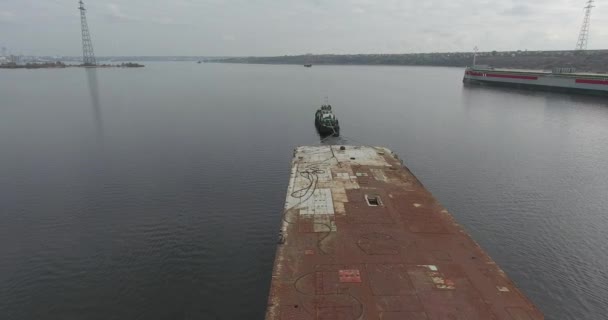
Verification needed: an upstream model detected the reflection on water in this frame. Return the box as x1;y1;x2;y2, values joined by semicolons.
463;82;608;105
319;133;366;147
0;63;607;320
85;68;103;141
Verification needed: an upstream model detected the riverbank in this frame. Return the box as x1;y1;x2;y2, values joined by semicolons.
212;49;608;73
0;62;145;69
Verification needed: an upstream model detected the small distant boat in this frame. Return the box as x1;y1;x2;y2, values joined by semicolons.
197;61;202;64
315;105;340;136
304;64;312;68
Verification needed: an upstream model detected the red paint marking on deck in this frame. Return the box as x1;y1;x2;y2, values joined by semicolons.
576;79;608;85
339;270;362;283
486;73;538;80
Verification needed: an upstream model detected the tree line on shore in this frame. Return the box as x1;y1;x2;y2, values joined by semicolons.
1;61;145;69
214;50;608;72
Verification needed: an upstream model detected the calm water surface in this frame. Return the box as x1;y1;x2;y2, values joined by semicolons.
1;63;607;319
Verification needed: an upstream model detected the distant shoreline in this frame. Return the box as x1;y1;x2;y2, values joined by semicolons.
0;62;145;70
210;50;608;73
5;50;608;72
209;61;466;69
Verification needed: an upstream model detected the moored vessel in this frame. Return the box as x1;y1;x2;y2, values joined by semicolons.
463;66;608;95
314;105;340;136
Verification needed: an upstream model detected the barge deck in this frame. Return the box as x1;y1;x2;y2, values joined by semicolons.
266;145;543;320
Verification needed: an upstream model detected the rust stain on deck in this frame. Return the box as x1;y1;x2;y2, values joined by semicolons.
266;146;543;320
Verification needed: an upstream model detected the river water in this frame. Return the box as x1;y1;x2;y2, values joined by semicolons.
1;63;607;319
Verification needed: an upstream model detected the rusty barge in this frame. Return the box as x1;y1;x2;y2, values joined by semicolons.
266;145;543;320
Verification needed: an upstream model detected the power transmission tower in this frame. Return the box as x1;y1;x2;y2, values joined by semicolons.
575;0;595;51
78;0;96;66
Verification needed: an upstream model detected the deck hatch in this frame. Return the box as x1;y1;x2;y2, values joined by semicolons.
365;195;382;206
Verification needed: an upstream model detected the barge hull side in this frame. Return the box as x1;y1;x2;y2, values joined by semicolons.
463;69;608;95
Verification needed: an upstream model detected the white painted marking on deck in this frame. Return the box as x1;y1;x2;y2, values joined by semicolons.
300;188;334;216
336;172;350;180
371;168;388;182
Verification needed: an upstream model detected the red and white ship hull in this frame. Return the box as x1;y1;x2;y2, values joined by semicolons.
463;67;608;95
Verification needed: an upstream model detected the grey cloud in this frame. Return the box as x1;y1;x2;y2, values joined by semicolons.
105;3;142;23
421;28;454;39
0;0;605;56
502;5;534;16
104;3;189;26
149;17;191;26
0;10;16;24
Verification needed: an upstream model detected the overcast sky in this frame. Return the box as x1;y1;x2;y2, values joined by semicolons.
1;0;607;56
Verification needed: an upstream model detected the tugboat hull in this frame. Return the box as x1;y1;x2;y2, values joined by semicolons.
315;121;340;136
315;104;340;137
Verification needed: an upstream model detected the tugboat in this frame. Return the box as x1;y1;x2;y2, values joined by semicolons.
315;105;340;136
